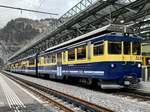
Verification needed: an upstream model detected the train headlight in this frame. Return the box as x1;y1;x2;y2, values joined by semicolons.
110;64;115;68
138;63;141;68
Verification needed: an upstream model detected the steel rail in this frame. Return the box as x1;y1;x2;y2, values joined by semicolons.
5;73;74;112
4;72;114;112
117;89;150;101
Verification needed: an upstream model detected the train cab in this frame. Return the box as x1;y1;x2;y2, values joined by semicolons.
98;36;142;88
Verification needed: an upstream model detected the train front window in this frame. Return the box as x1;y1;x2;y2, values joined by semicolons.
93;41;104;56
108;42;121;54
132;42;141;55
124;42;131;54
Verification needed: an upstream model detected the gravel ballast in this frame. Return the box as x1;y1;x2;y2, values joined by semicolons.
4;72;150;112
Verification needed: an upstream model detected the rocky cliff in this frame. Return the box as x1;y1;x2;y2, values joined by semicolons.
0;18;54;63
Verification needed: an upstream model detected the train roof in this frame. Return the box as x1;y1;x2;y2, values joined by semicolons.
45;24;140;53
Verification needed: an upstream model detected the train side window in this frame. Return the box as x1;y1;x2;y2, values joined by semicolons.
44;56;47;64
44;55;51;64
49;56;52;63
68;49;75;61
93;41;104;56
63;52;66;62
38;57;41;64
108;42;121;54
52;54;56;63
47;55;52;63
29;59;34;65
132;42;141;55
46;55;51;63
39;57;44;64
77;45;86;60
124;42;131;54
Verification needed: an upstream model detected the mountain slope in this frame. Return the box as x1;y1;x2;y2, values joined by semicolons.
0;18;54;63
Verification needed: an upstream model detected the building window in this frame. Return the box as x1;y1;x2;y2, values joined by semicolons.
93;41;104;56
77;45;86;60
68;49;75;61
124;42;131;54
108;42;121;54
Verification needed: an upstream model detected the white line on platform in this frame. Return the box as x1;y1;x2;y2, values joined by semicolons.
0;74;26;112
5;73;45;104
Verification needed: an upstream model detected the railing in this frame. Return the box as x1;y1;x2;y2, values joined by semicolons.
58;0;98;26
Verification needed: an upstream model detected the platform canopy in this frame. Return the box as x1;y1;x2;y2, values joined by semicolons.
8;0;150;62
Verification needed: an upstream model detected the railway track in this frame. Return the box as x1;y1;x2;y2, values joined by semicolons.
115;89;150;101
65;78;150;101
3;72;114;112
61;78;150;101
66;79;150;101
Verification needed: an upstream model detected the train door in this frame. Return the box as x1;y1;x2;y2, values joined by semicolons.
57;53;62;77
35;54;39;77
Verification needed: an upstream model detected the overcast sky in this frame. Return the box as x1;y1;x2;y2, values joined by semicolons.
0;0;81;28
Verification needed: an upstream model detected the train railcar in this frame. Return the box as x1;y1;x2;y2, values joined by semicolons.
7;24;142;89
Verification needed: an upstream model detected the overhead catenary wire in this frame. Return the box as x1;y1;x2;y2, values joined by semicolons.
0;4;58;15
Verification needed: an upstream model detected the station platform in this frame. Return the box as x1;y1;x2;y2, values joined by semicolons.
0;73;55;112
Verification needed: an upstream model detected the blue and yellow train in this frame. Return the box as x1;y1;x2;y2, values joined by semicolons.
7;25;142;88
